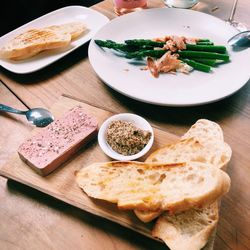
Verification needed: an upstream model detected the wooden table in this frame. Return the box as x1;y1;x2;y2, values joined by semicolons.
0;0;249;249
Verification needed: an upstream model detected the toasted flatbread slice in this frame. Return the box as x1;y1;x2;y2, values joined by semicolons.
76;161;230;213
10;50;44;60
48;22;88;40
0;28;71;59
152;202;219;250
135;119;231;223
10;50;41;61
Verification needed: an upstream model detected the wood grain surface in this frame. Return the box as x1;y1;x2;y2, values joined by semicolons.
0;96;177;243
0;95;218;250
0;0;249;249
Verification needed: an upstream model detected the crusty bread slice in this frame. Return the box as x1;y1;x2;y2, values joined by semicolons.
146;137;231;171
0;28;71;59
76;161;230;212
137;120;230;249
47;22;88;40
152;202;219;250
181;119;224;145
147;119;231;170
135;119;231;222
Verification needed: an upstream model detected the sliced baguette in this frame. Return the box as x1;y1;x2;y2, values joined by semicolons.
76;161;230;213
152;202;219;250
147;119;231;170
135;119;231;222
0;28;71;59
181;119;224;145
146;137;231;171
139;119;230;250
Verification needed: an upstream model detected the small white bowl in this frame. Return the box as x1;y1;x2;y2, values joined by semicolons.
98;113;154;161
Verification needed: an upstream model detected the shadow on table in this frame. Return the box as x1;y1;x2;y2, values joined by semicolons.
6;179;167;250
0;0;101;37
100;80;250;132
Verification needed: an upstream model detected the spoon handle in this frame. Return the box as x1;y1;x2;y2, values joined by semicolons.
0;104;26;115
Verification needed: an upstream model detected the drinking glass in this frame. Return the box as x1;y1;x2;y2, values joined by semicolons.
164;0;199;8
113;0;147;15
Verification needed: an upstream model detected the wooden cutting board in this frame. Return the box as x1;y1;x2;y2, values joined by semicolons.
0;95;214;249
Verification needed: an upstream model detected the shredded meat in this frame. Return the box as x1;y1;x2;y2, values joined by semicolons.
185;37;199;44
153;36;172;42
147;52;185;77
163;40;178;52
147;57;159;77
146;35;197;77
172;36;186;50
154;35;199;47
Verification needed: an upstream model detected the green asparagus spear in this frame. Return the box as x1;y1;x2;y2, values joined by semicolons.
96;39;228;55
125;39;226;54
95;39;155;52
198;39;211;42
125;39;216;48
191;58;217;67
95;39;230;68
178;51;230;61
186;44;227;53
181;59;211;73
127;49;230;61
180;57;217;67
125;39;165;47
125;50;166;59
95;39;130;52
196;41;214;45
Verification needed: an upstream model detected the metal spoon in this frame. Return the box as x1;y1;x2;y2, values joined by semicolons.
228;30;250;47
0;104;54;127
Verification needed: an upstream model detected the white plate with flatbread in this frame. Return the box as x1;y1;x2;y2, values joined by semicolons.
88;8;250;106
0;6;109;74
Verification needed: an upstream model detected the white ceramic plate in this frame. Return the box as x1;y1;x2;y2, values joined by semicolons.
89;8;250;106
0;6;109;74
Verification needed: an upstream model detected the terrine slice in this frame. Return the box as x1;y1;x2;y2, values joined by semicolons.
18;106;98;176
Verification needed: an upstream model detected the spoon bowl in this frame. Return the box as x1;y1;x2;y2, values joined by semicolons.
26;108;54;127
228;30;250;47
0;104;54;127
